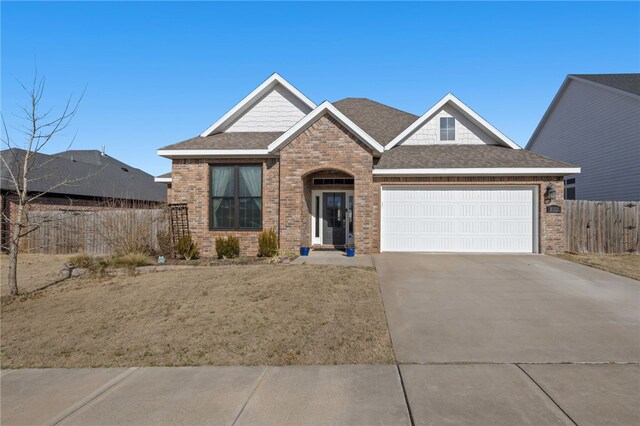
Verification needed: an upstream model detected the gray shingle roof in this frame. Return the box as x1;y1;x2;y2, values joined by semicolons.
55;150;131;168
333;98;418;146
157;172;172;179
159;132;283;150
571;74;640;96
1;148;166;202
376;145;577;169
159;100;416;151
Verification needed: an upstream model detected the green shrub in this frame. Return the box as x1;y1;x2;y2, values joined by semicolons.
68;253;95;269
258;228;278;257
110;252;154;268
215;235;240;259
176;234;200;260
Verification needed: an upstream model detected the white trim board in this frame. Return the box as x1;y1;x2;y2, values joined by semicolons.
311;189;354;246
154;177;172;183
268;101;385;154
200;73;316;137
157;149;271;158
373;167;581;176
386;93;520;150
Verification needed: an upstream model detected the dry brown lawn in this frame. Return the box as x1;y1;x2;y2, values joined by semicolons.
1;262;394;368
1;254;70;296
555;253;640;281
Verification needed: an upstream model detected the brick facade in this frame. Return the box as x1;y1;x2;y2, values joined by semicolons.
169;113;566;256
169;157;279;256
279;115;375;253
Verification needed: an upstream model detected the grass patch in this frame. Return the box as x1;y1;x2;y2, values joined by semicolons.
1;264;394;368
555;253;640;281
1;254;70;296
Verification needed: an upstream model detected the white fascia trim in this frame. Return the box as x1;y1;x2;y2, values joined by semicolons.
154;177;172;183
200;73;317;137
385;93;521;150
267;101;385;154
157;149;271;158
373;167;581;176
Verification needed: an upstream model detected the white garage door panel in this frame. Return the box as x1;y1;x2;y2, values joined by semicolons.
381;187;535;253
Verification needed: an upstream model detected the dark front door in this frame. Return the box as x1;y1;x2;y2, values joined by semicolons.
322;192;346;246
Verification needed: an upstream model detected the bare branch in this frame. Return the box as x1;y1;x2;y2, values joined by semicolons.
3;70;85;296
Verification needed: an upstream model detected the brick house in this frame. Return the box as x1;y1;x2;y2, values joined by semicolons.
156;74;579;256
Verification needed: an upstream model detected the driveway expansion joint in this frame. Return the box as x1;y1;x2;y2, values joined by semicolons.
515;364;578;426
396;364;416;426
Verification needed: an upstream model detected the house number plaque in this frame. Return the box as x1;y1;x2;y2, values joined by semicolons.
546;205;562;213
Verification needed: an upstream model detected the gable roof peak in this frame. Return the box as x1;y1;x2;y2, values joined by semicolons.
200;73;316;137
267;100;385;154
385;93;520;150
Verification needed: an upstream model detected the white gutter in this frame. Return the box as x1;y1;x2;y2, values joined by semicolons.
157;149;271;158
154;177;172;183
372;167;581;176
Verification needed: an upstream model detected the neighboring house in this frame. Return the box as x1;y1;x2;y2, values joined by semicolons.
156;74;579;255
526;74;640;201
1;148;166;250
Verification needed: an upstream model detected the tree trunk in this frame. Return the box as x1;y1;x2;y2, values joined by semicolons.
7;202;25;296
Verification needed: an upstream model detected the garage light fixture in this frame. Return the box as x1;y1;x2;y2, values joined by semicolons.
544;185;556;203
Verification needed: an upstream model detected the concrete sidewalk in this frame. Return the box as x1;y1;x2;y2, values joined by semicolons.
4;363;638;425
1;365;409;426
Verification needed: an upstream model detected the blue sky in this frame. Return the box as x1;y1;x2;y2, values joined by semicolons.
2;1;639;176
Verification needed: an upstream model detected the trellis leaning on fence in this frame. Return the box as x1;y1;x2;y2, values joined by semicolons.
565;200;639;254
19;208;169;255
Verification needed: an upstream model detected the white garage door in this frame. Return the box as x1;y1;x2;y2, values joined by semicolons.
381;186;536;253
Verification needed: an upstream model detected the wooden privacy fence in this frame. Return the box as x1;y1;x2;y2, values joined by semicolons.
565;200;639;254
19;208;169;255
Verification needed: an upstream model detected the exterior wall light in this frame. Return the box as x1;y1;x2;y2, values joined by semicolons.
544;185;556;204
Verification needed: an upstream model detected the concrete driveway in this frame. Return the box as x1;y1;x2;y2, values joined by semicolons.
375;253;640;425
375;253;640;364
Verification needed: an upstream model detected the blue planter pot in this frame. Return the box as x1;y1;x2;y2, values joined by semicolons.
346;247;356;257
300;247;310;256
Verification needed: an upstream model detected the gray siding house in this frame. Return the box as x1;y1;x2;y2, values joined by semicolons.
527;74;640;201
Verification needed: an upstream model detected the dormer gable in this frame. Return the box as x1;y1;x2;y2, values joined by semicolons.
386;94;520;150
200;73;316;136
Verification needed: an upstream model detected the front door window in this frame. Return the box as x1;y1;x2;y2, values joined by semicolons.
347;195;354;245
322;192;346;246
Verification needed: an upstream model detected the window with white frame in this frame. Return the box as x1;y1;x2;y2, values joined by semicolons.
440;117;455;141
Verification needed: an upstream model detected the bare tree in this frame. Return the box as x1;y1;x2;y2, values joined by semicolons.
1;72;84;296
